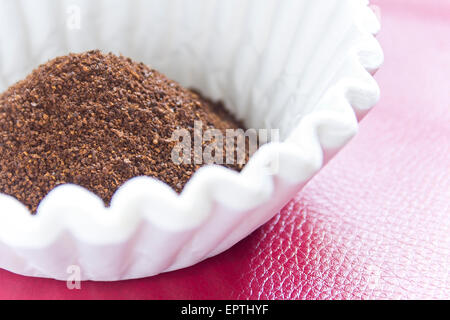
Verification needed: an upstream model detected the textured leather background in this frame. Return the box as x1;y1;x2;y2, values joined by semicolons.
0;0;449;299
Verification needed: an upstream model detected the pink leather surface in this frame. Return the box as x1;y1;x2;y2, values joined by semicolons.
0;0;449;300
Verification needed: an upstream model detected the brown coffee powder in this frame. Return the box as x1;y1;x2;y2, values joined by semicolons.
0;51;248;213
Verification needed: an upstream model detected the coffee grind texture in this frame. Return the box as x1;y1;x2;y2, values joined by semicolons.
0;51;247;213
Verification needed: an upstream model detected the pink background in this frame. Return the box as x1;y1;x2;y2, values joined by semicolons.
0;0;449;299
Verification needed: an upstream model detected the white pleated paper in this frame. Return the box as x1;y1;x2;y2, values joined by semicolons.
0;0;383;280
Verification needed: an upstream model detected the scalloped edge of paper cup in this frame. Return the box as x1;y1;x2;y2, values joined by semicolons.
0;0;383;281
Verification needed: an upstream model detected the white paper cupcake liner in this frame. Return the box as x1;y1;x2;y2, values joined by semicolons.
0;0;383;281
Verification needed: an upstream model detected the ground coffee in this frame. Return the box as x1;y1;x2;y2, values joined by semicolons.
0;51;247;213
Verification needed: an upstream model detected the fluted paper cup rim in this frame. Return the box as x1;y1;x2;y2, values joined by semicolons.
0;0;383;280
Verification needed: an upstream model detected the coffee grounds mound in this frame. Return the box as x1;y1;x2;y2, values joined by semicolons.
0;50;248;213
